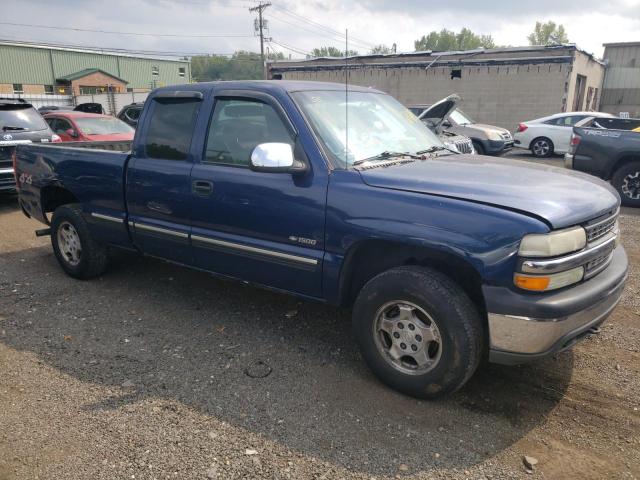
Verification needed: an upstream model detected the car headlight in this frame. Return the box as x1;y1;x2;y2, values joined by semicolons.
518;226;586;258
487;131;503;141
514;266;585;291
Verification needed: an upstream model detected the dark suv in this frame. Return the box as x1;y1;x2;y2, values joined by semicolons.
117;102;144;128
1;98;59;192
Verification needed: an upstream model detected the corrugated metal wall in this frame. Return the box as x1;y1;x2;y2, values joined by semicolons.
0;43;190;90
601;44;640;117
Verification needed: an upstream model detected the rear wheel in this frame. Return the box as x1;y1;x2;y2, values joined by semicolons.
531;137;554;158
612;161;640;207
51;204;109;279
352;266;484;399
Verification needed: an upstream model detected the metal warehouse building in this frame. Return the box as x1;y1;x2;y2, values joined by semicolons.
601;41;640;118
0;40;191;97
268;45;605;130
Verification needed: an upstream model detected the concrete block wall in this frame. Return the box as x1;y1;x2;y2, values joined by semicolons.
282;63;568;131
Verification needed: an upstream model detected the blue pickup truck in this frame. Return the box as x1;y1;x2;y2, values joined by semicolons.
14;81;628;398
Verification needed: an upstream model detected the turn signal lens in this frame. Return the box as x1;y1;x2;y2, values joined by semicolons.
514;275;550;291
514;266;584;292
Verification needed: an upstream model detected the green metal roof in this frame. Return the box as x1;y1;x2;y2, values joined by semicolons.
0;41;191;89
56;68;128;83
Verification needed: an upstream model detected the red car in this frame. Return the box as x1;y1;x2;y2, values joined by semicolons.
43;111;134;142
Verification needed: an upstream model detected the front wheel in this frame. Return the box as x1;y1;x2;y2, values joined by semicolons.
530;137;554;158
612;161;640;207
352;266;484;399
51;204;109;279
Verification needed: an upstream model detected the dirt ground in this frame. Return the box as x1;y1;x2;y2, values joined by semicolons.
1;155;639;479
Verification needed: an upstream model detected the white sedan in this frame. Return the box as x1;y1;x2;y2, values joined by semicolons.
513;112;615;157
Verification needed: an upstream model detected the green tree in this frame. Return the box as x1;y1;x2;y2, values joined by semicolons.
191;50;284;81
369;44;392;54
527;21;569;45
311;46;358;57
414;28;495;52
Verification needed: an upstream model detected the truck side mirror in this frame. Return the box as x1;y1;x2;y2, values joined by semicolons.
250;143;306;173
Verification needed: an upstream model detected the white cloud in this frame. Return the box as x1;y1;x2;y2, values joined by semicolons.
2;0;639;58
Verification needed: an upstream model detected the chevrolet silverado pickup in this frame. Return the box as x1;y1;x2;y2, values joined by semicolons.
14;81;628;398
566;117;640;207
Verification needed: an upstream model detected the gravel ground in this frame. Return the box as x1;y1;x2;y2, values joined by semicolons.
1;156;639;479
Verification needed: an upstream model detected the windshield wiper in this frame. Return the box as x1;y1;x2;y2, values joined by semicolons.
415;145;458;155
352;151;423;166
2;125;27;131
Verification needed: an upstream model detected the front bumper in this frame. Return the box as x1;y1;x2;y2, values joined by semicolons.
485;245;628;365
480;139;514;155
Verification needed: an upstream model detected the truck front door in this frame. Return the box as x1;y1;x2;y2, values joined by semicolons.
189;91;328;298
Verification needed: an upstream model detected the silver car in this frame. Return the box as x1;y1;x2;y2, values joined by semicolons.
410;94;513;156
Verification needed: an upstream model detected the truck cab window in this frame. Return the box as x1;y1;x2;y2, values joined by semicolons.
145;99;200;161
204;98;294;166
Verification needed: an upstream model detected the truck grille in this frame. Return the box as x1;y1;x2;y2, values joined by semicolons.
453;138;474;154
0;146;16;191
585;211;618;243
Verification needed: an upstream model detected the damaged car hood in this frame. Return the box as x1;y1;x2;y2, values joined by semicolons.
358;155;619;229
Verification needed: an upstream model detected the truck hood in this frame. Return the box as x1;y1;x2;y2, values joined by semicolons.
358;155;620;229
466;123;511;136
418;94;460;131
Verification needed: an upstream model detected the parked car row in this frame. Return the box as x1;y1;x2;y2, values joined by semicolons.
0;98;140;193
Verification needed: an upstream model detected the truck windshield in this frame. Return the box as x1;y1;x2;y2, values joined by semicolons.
75;117;134;135
291;90;443;167
450;109;473;125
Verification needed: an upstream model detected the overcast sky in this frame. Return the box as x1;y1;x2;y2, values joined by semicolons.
3;0;640;59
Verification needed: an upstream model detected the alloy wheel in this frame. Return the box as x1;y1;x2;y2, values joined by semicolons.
373;301;443;375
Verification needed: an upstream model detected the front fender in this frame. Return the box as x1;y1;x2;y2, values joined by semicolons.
322;170;548;305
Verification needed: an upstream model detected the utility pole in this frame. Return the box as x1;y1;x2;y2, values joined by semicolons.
249;1;271;79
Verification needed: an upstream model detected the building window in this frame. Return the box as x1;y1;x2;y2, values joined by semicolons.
152;65;159;76
13;83;23;94
44;85;54;95
178;67;186;77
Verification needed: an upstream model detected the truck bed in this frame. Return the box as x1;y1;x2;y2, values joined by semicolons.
15;143;130;226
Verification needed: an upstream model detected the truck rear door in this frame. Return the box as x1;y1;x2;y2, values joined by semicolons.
188;90;328;298
126;92;203;263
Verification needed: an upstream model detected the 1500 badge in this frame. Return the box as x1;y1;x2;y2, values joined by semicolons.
289;235;317;246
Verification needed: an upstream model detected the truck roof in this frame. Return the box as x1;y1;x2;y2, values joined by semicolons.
153;80;383;95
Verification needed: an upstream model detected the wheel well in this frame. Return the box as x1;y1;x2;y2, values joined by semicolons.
608;155;640;180
41;186;78;220
339;240;486;315
528;136;553;150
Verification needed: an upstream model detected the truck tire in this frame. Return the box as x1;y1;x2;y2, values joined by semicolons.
612;161;640;207
352;265;483;399
530;137;554;158
51;204;109;279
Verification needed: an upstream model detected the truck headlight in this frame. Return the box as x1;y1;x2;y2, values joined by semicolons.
514;266;585;291
518;226;586;258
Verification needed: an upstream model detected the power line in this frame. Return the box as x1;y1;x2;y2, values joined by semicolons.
271;4;375;49
268;39;311;57
265;14;368;52
0;37;235;58
0;21;253;38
